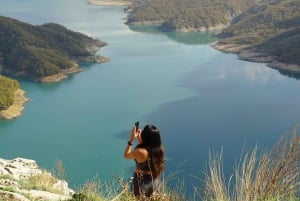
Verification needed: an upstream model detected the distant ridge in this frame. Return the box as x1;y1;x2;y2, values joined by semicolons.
125;0;257;32
121;0;300;72
215;0;300;72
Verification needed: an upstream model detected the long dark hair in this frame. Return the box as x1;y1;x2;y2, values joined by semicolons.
137;125;164;179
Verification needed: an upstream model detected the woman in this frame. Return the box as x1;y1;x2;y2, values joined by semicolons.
123;124;165;197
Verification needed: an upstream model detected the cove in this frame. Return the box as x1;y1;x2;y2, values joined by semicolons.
1;0;300;198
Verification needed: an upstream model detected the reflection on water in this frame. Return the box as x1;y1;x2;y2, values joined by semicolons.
166;31;217;45
129;24;217;45
278;69;300;80
129;24;162;34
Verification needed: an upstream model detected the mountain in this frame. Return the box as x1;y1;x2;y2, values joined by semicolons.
215;0;300;71
254;28;300;66
0;16;108;82
219;0;300;45
125;0;258;32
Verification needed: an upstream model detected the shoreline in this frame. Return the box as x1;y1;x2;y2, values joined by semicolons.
0;52;109;119
87;0;130;6
37;66;82;83
0;89;28;120
210;41;300;74
35;55;110;83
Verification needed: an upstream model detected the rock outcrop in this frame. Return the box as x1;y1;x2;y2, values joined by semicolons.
0;157;74;201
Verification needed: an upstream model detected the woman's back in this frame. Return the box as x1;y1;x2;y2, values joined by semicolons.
123;124;165;197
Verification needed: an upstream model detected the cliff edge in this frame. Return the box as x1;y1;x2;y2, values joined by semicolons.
0;157;74;201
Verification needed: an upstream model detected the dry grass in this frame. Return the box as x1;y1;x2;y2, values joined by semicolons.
203;149;230;201
21;171;64;194
203;128;300;201
70;174;186;201
73;178;105;201
18;159;68;195
53;159;65;180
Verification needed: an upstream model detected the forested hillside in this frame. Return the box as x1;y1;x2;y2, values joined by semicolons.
218;0;300;66
0;75;19;110
126;0;257;31
125;0;300;68
0;16;107;81
219;0;300;44
255;28;300;65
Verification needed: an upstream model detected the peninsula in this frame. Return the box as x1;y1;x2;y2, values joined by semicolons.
0;16;109;119
0;16;109;83
211;0;300;74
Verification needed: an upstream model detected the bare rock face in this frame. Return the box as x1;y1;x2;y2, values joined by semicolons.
0;158;42;180
0;157;74;201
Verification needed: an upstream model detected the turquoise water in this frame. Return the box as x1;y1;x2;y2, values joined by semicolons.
1;0;300;197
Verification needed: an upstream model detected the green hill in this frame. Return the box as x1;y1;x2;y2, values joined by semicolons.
0;16;107;81
255;28;300;65
217;0;300;68
0;16;108;111
126;0;257;31
219;0;300;45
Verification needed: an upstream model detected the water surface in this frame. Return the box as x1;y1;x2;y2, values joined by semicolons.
0;0;300;197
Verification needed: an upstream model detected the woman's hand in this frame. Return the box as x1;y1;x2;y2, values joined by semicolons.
124;126;142;159
136;129;142;144
129;127;138;142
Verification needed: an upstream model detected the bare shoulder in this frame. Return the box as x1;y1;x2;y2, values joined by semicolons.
134;148;148;163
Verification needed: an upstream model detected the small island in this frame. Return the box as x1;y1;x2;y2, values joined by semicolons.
0;16;109;119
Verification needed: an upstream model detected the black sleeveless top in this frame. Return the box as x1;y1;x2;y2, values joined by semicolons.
134;146;151;172
135;158;151;171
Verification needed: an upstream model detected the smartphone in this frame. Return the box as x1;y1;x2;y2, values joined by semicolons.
135;121;139;131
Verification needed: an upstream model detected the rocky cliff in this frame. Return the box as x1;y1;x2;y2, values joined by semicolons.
0;157;74;201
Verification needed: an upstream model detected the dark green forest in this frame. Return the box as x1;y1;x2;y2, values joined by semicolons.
0;15;107;111
255;28;300;65
220;0;300;44
0;75;19;110
219;0;300;65
126;0;257;31
0;16;106;80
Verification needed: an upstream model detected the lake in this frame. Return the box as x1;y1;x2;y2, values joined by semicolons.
0;0;300;198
